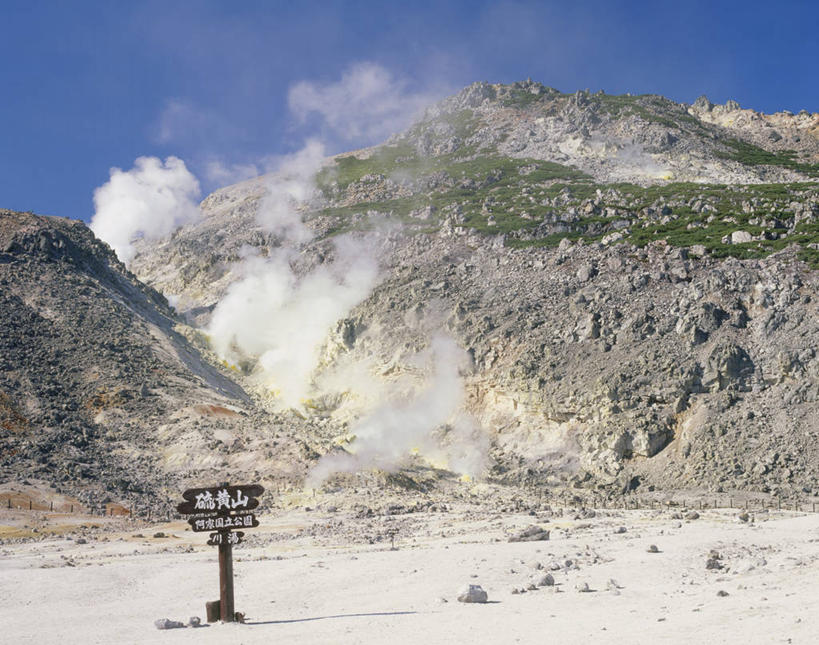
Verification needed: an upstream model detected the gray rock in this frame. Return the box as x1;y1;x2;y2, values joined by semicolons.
509;526;550;542
535;573;555;587
154;618;185;630
457;584;488;603
706;551;723;570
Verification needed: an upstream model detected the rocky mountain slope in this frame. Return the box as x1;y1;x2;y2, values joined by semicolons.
129;81;819;500
5;80;819;507
0;210;321;510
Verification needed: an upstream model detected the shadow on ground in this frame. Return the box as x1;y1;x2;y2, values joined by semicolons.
247;611;417;626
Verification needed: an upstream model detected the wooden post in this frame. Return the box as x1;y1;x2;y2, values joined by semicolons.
778;498;781;511
50;501;53;511
70;504;73;513
29;500;32;510
218;539;235;622
206;600;221;623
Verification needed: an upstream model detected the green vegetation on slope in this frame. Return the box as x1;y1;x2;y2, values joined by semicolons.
718;139;819;178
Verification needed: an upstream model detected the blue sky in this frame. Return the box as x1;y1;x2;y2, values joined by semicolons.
1;0;817;222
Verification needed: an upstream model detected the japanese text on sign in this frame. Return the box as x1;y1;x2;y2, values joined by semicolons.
194;488;250;511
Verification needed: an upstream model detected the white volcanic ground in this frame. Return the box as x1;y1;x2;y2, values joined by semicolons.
2;495;818;644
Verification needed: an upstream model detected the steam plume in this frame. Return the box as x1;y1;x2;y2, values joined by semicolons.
90;156;201;264
307;335;488;486
254;139;325;242
207;239;378;408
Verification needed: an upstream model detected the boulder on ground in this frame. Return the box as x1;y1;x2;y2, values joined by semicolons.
457;584;488;603
154;618;185;630
535;573;555;587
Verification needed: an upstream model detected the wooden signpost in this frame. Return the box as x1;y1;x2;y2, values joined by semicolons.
177;482;264;623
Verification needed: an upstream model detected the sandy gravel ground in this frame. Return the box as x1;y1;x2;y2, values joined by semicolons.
2;502;818;645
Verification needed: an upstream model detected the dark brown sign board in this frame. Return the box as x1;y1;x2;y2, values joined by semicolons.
177;484;263;515
188;512;258;532
178;482;264;623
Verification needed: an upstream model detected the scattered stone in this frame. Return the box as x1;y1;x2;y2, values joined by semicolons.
536;573;555;587
647;544;659;553
685;511;700;520
188;617;201;627
526;583;538;591
457;584;488;603
706;551;723;570
75;538;87;545
738;512;750;523
509;526;550;542
614;526;627;534
716;590;729;597
575;582;591;593
153;532;166;538
154;618;185;630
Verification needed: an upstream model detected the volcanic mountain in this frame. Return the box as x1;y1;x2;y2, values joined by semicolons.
4;80;819;506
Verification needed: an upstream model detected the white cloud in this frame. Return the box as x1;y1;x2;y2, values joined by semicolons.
288;62;439;143
204;159;260;186
153;98;244;146
90;156;201;264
